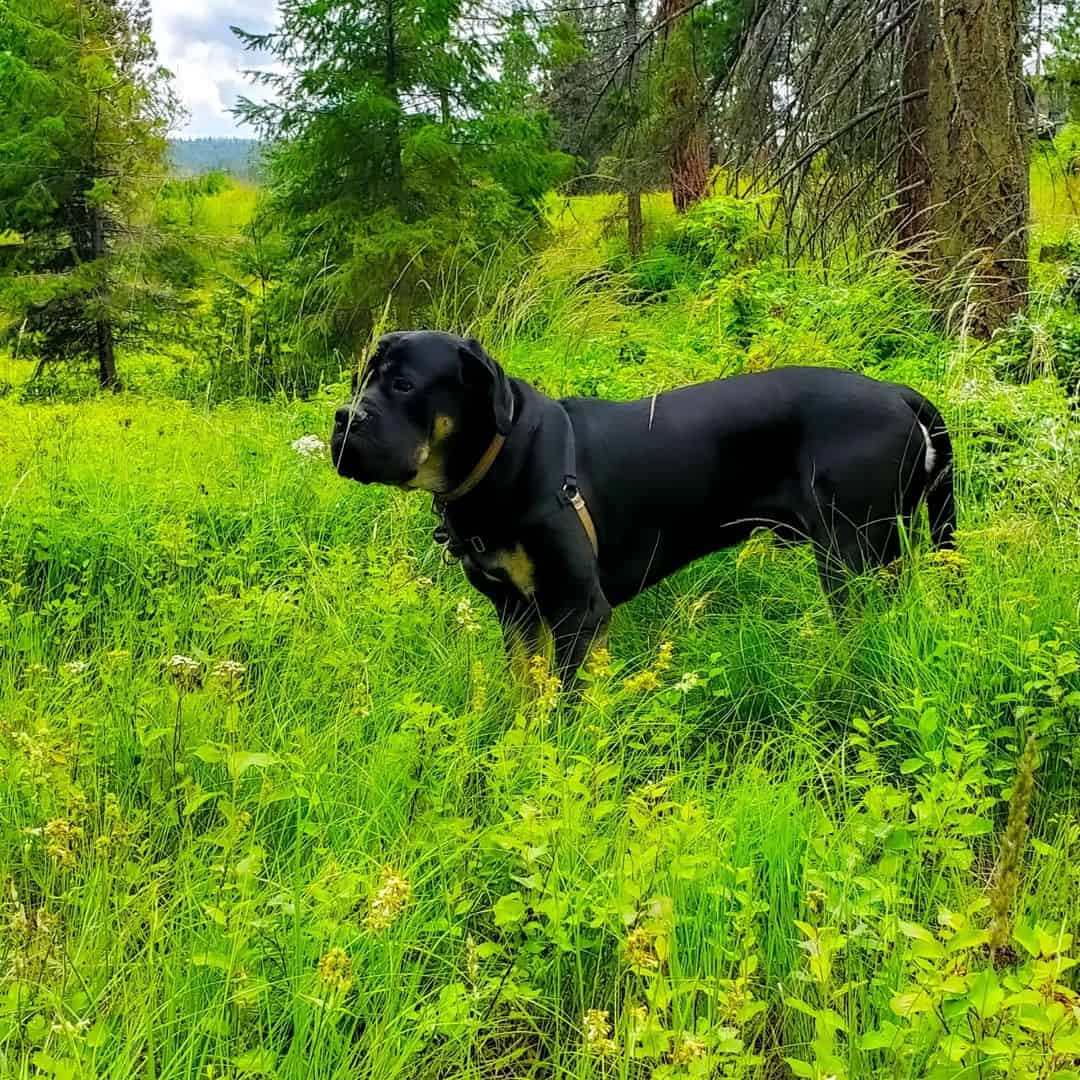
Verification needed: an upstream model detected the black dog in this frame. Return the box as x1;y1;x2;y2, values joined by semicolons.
332;331;955;680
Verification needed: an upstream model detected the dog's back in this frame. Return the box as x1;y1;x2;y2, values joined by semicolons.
560;366;955;603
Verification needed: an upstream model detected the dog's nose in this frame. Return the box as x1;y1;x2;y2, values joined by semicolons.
335;404;370;428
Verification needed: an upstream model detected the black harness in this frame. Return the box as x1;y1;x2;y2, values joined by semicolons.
432;403;595;560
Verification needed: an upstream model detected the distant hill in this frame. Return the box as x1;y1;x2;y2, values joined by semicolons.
168;138;263;181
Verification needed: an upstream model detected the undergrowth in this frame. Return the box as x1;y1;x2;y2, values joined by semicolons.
0;183;1078;1078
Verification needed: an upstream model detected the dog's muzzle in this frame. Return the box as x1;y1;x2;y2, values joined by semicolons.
332;401;388;481
334;404;370;430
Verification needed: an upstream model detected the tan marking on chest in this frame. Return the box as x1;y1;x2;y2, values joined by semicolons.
485;544;535;598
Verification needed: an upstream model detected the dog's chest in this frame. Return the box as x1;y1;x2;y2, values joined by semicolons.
464;543;536;598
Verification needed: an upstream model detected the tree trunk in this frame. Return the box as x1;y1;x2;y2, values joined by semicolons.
96;318;119;390
91;203;120;391
660;0;710;213
895;0;932;253
668;90;710;212
922;0;1029;336
624;0;644;257
384;0;405;209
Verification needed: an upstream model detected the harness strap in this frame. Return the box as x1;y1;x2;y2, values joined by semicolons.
555;403;599;557
568;488;599;556
433;401;598;560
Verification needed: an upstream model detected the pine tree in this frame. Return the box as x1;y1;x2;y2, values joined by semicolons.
0;0;179;389
232;0;571;362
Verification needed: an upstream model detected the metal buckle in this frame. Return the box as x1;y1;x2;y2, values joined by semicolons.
469;536;486;554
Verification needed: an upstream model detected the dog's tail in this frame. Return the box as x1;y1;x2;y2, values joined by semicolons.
899;387;956;550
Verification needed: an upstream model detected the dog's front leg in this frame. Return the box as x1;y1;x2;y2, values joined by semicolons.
526;515;611;687
545;588;612;687
498;600;543;683
461;561;544;683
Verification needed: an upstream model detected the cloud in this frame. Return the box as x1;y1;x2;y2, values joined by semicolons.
150;0;278;137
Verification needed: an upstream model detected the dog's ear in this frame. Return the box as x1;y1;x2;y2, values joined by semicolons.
458;337;513;436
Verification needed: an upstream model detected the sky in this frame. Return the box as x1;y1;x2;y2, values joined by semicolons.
150;0;276;139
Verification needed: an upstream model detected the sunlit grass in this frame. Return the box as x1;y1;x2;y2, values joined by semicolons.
0;172;1079;1076
195;181;260;237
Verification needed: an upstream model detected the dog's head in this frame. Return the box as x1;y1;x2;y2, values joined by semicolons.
331;331;513;492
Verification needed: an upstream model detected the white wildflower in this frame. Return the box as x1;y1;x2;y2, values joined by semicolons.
675;671;702;694
292;435;328;459
455;598;480;633
165;654;201;692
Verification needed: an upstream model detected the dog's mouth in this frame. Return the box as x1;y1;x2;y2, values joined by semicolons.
331;434;420;488
330;430;372;482
333;455;365;482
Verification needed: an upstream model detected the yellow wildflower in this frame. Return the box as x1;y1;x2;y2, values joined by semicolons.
582;1008;617;1055
466;933;480;987
528;654;560;715
655;640;674;671
671;1032;707;1065
316;947;353;994
585;646;613;679
717;978;749;1023
43;819;83;869
626;926;660;971
623;669;660;694
364;867;411;932
6;905;62;983
469;661;488;713
923;547;968;572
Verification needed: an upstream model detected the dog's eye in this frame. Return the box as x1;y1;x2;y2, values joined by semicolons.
391;377;414;394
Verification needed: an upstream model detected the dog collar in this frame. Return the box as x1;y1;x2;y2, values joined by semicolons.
437;397;514;503
439;432;506;503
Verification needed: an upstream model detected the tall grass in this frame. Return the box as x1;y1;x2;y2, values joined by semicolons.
0;184;1078;1078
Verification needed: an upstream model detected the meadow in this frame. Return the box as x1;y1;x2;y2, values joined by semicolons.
0;175;1079;1079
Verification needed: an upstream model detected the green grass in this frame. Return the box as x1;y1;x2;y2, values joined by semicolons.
0;182;1079;1078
